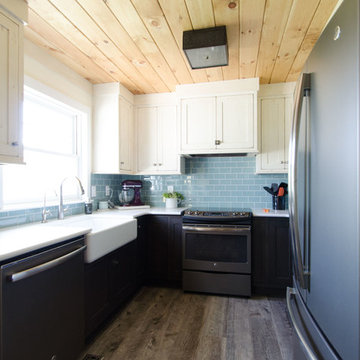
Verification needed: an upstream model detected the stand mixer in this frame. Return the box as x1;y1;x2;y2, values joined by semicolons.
119;180;144;206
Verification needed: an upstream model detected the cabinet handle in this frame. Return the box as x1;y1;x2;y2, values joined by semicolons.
11;141;18;146
215;140;221;145
281;161;289;164
158;163;162;166
153;163;157;166
120;161;124;165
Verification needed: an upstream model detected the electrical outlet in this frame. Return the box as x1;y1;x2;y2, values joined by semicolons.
167;185;174;192
105;185;110;196
91;185;96;198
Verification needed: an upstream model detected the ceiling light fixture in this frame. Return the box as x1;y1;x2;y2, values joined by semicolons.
182;26;228;69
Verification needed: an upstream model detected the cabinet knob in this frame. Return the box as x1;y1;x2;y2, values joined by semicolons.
153;163;157;166
158;163;162;166
120;161;124;165
215;140;221;145
11;141;18;146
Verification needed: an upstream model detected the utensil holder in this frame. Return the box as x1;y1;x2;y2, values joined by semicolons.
272;195;285;210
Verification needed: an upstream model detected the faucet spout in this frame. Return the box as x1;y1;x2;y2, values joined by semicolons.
58;176;85;220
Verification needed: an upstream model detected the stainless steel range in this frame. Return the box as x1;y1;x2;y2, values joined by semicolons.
182;209;252;297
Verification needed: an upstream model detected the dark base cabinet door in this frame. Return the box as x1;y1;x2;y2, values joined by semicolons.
252;217;292;296
167;216;183;283
146;216;169;283
136;215;148;286
108;241;137;309
84;240;138;338
146;215;182;287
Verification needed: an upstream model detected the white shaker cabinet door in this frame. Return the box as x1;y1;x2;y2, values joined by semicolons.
93;93;120;173
216;94;255;151
0;10;23;164
258;97;286;171
157;105;178;172
136;107;158;173
119;98;133;172
180;97;216;152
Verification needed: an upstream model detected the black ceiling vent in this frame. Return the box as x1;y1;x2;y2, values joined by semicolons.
183;26;228;69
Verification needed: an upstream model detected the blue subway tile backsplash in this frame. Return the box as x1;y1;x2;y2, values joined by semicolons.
93;157;287;211
0;156;287;228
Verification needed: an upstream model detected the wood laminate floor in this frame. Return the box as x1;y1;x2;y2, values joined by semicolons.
82;287;297;360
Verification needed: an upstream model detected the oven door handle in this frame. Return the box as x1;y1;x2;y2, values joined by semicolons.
182;225;250;233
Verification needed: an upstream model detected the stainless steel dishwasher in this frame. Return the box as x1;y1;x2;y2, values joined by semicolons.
0;236;86;360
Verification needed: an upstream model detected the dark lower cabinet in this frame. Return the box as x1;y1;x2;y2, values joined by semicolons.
84;214;182;338
252;217;292;296
136;215;148;286
145;215;182;287
84;239;138;338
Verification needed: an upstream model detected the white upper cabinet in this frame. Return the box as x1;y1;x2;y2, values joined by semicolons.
157;105;180;172
181;97;216;151
0;6;25;164
216;94;255;150
136;106;158;173
93;83;134;174
177;78;259;155
256;82;295;174
135;93;184;175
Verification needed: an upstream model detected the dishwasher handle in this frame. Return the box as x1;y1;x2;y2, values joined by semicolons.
9;245;87;283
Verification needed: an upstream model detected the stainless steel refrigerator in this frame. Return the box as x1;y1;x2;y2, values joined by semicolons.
287;0;359;359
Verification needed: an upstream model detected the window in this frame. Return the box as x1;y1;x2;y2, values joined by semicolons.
0;86;89;208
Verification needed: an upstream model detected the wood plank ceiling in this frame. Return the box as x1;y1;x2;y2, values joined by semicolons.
24;0;341;94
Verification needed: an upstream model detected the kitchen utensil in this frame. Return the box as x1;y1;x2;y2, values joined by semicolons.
278;187;285;197
271;183;279;194
279;182;288;194
263;186;275;195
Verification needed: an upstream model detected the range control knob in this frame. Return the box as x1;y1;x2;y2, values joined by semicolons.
232;212;239;216
194;211;200;215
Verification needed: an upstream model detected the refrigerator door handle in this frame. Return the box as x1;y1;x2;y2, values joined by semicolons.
287;287;318;360
289;73;311;290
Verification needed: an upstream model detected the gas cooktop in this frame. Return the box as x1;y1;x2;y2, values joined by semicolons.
184;209;251;217
183;209;252;224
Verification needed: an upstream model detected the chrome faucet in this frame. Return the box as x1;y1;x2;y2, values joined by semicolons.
58;176;85;220
42;189;57;223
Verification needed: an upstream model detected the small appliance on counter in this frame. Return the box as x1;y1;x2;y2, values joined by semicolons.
116;180;149;209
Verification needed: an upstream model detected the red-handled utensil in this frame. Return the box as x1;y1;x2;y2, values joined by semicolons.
278;187;285;197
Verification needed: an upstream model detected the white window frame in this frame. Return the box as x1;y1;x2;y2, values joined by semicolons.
0;78;90;210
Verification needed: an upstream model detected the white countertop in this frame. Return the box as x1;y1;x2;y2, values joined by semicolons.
252;209;289;218
0;206;287;263
0;222;91;262
101;206;187;217
0;207;186;263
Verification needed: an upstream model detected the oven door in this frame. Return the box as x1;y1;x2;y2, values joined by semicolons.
182;224;251;274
